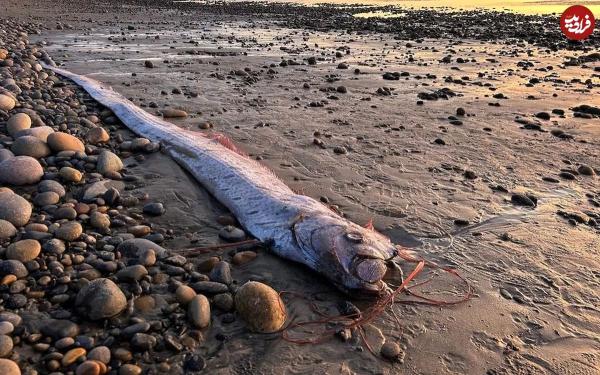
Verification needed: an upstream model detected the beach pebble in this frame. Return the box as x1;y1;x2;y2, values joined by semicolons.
0;260;28;278
0;156;43;185
38;180;66;197
0;95;16;112
96;150;123;174
62;347;86;366
90;212;110;230
6;113;30;135
75;278;127;320
85;127;110;144
0;335;13;357
0;149;13;163
76;360;101;375
176;285;196;305
162;109;188;118
0;322;13;336
578;165;595;176
15;125;54;141
232;251;257;265
11;136;50;159
213;293;234;311
40;319;80;339
0;220;17;240
59;166;83;183
143;202;165;216
87;346;111;364
188;295;210;328
119;364;142;375
47;132;85;153
209;261;232;284
0;191;32;227
218;225;246;242
6;239;41;262
54;221;83;241
33;191;59;206
117;238;167;258
0;358;20;375
116;265;148;282
234;281;286;333
131;333;156;351
381;342;402;361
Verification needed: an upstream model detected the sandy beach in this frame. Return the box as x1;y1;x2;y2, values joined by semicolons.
1;0;599;374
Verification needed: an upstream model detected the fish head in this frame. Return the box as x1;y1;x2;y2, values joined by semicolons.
294;214;397;296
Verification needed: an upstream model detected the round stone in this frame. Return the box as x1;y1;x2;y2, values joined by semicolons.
0;322;14;335
119;364;142;375
0;149;14;163
76;360;101;375
38;180;66;197
380;342;402;361
47;132;85;153
0;95;16;112
188;295;210;329
85;128;109;144
14;126;54;142
54;221;82;241
89;212;110;230
218;225;246;242
142;202;165;216
0;156;43;185
62;347;86;366
0;260;28;279
6;239;41;262
116;238;167;258
234;281;286;333
33;191;60;206
232;251;257;265
59;166;83;183
11;136;50;159
116;265;148;282
0;191;31;227
162;109;188;118
6;113;30;136
175;285;196;305
0;335;13;357
0;358;20;375
40;319;80;340
0;220;17;240
87;346;110;364
75;278;127;320
96;150;123;175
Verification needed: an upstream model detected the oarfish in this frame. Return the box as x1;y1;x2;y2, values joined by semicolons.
42;63;398;295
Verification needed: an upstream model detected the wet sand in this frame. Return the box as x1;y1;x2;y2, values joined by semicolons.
4;0;600;373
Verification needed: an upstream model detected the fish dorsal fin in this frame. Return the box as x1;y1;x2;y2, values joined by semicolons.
210;132;247;157
364;218;375;231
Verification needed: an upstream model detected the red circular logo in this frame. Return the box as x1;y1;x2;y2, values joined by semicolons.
560;5;595;40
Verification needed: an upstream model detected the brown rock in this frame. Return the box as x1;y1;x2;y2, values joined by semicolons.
6;113;30;136
234;281;286;333
6;239;41;262
47;132;85;153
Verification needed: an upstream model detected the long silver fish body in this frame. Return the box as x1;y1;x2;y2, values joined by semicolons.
43;63;398;295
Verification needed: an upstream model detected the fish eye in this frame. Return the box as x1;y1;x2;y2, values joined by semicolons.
345;232;364;243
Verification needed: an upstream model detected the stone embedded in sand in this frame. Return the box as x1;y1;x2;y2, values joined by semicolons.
578;165;595;176
0;95;16;112
0;220;17;240
380;342;402;361
0;156;43;185
11;135;51;159
234;281;286;333
75;278;127;320
85;127;110;144
0;358;20;375
54;221;83;241
0;191;32;227
162;109;188;118
6;239;41;262
232;250;258;265
47;132;85;153
6;113;30;135
117;238;167;258
188;295;210;328
96;150;123;175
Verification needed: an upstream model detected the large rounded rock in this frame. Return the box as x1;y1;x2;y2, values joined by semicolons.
11;136;50;159
47;132;85;153
0;260;28;279
14;126;54;142
188;295;210;328
75;278;127;320
6;113;30;136
0;220;17;240
234;281;286;333
0;149;13;163
54;221;83;241
0;156;43;185
0;335;13;357
6;239;41;262
0;358;20;375
96;150;123;175
0;191;32;227
116;238;167;258
0;95;15;112
38;180;66;198
85;127;109;144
